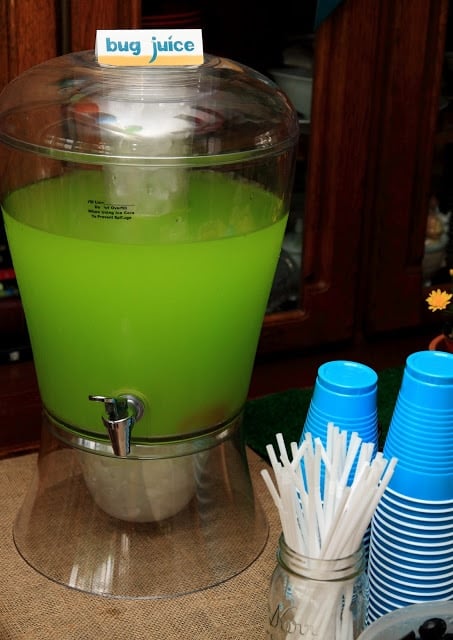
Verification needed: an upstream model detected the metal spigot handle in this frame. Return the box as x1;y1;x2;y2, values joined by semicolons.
89;394;144;457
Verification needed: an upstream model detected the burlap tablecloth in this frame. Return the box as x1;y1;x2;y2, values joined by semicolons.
0;449;279;639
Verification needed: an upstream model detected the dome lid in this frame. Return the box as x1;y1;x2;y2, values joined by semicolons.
0;51;299;167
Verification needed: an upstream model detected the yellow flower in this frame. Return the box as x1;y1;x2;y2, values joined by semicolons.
426;289;453;312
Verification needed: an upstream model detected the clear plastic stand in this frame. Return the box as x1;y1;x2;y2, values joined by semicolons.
13;412;268;598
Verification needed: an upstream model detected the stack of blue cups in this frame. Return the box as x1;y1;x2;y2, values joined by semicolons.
367;350;453;623
300;360;379;479
299;360;380;559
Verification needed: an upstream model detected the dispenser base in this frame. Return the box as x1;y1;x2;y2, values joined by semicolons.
13;415;268;598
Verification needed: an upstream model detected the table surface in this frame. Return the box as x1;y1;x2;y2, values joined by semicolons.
0;449;279;640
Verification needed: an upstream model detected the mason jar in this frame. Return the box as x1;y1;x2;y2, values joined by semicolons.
267;535;368;640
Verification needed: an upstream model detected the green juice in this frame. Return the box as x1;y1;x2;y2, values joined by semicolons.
3;169;287;440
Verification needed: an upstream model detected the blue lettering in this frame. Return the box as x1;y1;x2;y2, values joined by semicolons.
105;38;141;56
106;37;117;52
157;35;172;53
149;36;195;63
150;37;158;63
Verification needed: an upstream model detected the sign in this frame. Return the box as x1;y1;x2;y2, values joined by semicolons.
95;29;204;66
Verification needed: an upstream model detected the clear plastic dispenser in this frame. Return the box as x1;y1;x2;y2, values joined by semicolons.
0;50;299;597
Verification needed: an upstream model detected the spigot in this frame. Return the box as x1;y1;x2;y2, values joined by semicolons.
88;394;144;457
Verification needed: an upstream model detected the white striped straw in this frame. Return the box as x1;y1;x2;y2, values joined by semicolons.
261;427;398;640
262;427;397;560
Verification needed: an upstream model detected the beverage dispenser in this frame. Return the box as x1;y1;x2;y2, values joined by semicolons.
0;47;299;597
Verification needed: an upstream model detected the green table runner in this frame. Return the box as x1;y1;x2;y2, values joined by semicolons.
244;366;404;461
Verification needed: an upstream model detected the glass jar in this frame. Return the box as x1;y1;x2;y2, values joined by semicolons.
267;535;368;640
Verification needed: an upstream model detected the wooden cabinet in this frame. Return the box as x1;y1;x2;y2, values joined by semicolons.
0;0;450;358
359;2;449;336
0;1;58;87
265;0;449;353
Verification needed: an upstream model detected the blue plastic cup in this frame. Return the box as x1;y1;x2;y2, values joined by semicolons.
368;587;418;611
305;404;379;440
371;513;453;552
308;360;378;418
370;549;453;577
367;590;405;623
385;422;453;450
379;500;453;526
369;533;453;569
300;361;379;494
383;436;453;471
388;404;453;436
381;488;453;517
373;509;453;541
375;506;453;533
375;502;453;527
368;556;453;597
389;402;453;431
369;532;453;564
300;359;379;448
303;406;379;444
305;399;379;424
366;601;388;625
383;465;453;501
369;544;453;576
396;393;453;418
388;415;453;451
382;351;453;500
368;557;453;594
368;556;453;595
367;581;442;612
367;599;388;623
368;555;453;586
368;520;453;574
395;350;453;410
384;433;453;466
367;560;453;600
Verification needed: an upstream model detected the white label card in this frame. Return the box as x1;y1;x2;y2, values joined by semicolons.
95;29;204;67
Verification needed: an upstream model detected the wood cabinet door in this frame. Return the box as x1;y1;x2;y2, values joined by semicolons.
360;1;449;336
0;0;58;88
261;0;386;353
260;0;449;353
68;1;141;52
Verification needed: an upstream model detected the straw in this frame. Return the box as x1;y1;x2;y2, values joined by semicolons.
262;424;398;640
